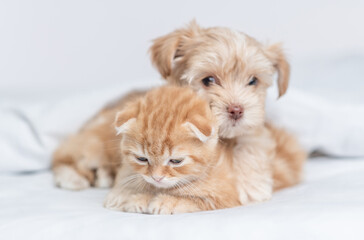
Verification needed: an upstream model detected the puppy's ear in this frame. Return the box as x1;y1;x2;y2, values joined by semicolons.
114;100;141;135
149;20;201;79
264;43;290;97
183;115;215;142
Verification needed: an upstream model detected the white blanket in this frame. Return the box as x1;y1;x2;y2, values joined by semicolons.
1;157;363;240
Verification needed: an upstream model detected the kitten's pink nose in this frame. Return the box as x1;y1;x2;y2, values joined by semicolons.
152;176;164;182
228;104;244;120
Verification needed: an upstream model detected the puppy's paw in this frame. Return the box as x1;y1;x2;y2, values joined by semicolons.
147;194;201;215
104;192;151;213
239;184;272;205
53;165;90;190
94;168;114;188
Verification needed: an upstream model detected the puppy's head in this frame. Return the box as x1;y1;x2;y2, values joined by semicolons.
150;21;290;138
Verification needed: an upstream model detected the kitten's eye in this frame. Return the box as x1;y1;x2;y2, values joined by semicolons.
202;76;216;87
136;157;148;163
169;159;183;165
248;77;258;86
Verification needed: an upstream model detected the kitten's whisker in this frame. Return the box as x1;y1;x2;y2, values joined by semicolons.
116;174;139;190
176;178;201;199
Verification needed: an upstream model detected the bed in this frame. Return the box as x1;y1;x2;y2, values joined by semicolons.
1;53;364;239
1;157;364;240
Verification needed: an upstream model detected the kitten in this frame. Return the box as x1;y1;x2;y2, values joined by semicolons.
104;86;240;214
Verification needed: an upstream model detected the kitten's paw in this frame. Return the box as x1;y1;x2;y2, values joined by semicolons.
148;195;200;215
104;192;150;213
54;165;90;190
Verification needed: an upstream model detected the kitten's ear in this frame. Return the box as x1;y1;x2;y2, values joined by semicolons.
183;115;215;142
114;100;140;135
149;20;201;79
264;43;290;97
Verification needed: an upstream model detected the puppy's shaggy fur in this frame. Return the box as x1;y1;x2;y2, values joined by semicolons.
53;91;145;190
150;21;306;203
53;22;306;205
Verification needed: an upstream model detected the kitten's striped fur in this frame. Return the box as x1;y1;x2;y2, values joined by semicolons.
104;86;240;213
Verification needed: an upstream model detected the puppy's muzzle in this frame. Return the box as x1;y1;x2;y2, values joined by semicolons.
228;104;244;121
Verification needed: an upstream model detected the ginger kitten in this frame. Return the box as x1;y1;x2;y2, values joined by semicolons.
103;86;240;214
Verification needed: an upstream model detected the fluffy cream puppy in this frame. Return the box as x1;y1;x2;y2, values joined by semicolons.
53;22;305;206
149;21;306;204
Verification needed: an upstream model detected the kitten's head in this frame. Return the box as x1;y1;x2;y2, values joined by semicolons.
115;86;218;189
149;21;290;138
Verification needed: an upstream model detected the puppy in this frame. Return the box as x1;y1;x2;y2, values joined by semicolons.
149;21;306;204
52;91;145;190
53;22;305;205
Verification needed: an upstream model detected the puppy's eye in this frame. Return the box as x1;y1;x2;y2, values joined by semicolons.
169;159;183;165
136;157;148;163
202;76;216;87
248;77;258;86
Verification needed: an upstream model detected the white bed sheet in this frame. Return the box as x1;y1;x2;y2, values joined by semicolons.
1;157;364;240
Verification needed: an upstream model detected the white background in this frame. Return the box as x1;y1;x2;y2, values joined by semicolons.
1;0;364;100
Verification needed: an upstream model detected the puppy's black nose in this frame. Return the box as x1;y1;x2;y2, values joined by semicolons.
228;104;243;120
